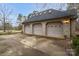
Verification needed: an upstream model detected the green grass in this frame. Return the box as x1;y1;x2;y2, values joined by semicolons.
0;30;21;35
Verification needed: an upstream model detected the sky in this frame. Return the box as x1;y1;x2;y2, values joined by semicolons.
0;3;67;26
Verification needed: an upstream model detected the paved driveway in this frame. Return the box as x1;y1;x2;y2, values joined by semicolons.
0;34;67;56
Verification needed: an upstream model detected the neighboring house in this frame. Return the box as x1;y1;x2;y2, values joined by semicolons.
22;9;77;39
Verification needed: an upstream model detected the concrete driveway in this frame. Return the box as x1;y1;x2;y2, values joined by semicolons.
0;34;67;56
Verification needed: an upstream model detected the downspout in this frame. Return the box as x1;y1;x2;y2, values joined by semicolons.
70;18;72;40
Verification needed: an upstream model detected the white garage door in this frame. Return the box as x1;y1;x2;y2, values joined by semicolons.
33;23;43;35
47;22;63;37
25;24;31;34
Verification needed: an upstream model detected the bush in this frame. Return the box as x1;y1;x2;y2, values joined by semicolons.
72;36;79;55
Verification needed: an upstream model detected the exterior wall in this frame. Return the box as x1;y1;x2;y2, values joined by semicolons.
71;20;76;36
23;18;76;39
62;18;76;38
30;24;33;34
42;22;47;36
62;18;70;38
63;22;70;38
22;25;24;33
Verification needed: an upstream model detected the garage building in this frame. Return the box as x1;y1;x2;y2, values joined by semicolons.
22;9;77;39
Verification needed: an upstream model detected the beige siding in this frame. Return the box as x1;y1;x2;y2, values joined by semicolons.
71;20;76;36
63;22;70;38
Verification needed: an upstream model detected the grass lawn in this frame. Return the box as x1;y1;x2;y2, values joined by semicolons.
0;30;21;35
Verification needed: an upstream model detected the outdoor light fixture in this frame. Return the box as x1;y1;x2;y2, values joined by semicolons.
62;20;70;24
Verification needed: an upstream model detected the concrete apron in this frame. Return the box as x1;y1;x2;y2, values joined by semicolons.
20;36;67;56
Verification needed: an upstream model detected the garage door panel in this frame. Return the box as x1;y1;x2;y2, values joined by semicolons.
33;23;43;35
25;24;31;34
47;22;63;37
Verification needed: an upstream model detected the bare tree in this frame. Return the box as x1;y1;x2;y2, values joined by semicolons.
35;3;48;11
40;3;47;10
0;4;13;32
59;3;65;10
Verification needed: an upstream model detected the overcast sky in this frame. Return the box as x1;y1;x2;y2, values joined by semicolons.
0;3;67;26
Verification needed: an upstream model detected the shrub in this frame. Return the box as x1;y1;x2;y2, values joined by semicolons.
72;36;79;55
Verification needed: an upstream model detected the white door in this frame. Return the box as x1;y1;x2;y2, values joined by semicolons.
33;23;43;35
25;24;31;34
47;22;63;37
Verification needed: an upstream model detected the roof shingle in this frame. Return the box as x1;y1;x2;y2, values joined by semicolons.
22;9;77;24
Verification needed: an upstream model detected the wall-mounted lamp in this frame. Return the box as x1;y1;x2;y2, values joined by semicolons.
62;20;70;24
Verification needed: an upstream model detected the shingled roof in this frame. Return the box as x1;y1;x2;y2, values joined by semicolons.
22;9;77;24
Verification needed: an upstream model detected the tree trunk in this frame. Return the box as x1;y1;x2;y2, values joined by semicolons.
3;17;6;32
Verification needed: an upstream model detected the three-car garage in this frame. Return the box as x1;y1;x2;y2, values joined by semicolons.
24;22;64;38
